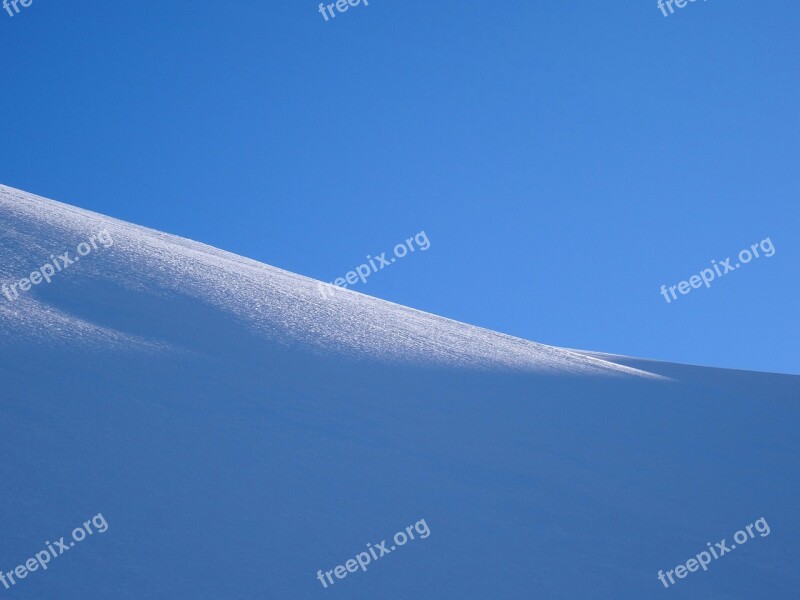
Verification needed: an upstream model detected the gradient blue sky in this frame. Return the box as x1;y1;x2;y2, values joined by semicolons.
1;0;797;374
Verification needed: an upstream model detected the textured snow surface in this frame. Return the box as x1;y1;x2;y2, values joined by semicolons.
0;184;656;377
1;184;798;600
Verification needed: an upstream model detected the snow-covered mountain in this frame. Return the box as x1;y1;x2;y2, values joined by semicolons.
1;184;798;599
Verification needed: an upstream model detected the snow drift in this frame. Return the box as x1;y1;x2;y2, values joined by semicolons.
1;184;797;599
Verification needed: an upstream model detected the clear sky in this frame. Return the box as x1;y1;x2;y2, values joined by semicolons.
1;0;797;374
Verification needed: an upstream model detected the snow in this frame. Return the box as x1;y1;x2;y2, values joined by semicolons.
1;183;798;599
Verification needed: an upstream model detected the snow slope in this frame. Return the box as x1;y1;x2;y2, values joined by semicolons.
1;184;798;599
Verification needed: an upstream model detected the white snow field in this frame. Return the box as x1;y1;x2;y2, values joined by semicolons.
1;184;798;599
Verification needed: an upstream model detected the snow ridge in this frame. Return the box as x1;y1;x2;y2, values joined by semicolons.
0;184;657;377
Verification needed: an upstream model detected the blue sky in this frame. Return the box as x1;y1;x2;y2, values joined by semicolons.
1;0;797;374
